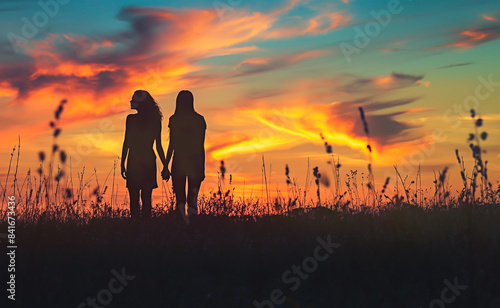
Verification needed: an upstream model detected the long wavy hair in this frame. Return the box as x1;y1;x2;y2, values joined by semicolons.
174;90;195;115
133;90;162;122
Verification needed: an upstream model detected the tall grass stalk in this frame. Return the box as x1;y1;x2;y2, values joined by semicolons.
262;155;270;214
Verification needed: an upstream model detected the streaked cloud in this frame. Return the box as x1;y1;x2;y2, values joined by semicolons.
436;62;473;70
482;14;498;22
234;49;331;75
341;73;424;93
435;26;500;49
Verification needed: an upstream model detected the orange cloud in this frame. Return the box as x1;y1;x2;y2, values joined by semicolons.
482;14;498;22
1;0;351;145
206;96;426;166
415;80;431;87
264;11;351;38
436;27;500;49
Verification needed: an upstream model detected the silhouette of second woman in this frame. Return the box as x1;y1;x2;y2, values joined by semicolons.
165;90;206;222
121;90;168;220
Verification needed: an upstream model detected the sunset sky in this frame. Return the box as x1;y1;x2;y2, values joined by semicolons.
1;0;499;204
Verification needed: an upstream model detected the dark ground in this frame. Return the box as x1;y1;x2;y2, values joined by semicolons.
2;204;500;308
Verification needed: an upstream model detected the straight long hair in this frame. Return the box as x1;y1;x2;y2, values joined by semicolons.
174;90;195;115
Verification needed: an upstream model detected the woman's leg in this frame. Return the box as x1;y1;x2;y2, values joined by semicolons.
141;188;153;219
128;187;140;220
187;177;202;214
172;171;187;211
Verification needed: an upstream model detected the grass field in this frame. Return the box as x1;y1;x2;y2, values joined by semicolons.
1;204;500;307
1;104;499;307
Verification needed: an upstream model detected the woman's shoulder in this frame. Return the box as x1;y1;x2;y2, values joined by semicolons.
168;114;175;127
126;113;138;123
195;112;206;122
195;113;206;129
168;113;205;129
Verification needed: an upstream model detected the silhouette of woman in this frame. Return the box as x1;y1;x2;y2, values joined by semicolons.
121;90;168;220
165;90;206;222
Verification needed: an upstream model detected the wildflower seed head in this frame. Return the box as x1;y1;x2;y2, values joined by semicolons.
60;151;67;163
55;170;64;182
381;177;390;193
481;132;488;141
439;167;448;183
358;107;369;135
326;144;332;154
472;145;481;156
65;188;73;199
220;160;226;178
320;175;330;187
455;149;461;164
38;151;45;162
55;105;63;120
358;107;365;122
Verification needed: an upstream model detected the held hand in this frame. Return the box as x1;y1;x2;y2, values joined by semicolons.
121;165;127;179
161;166;170;182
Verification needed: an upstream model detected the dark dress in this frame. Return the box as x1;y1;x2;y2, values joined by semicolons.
168;112;206;179
125;114;159;190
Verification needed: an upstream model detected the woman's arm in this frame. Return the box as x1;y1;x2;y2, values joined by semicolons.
121;115;130;179
201;118;206;180
165;128;174;167
156;121;167;168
